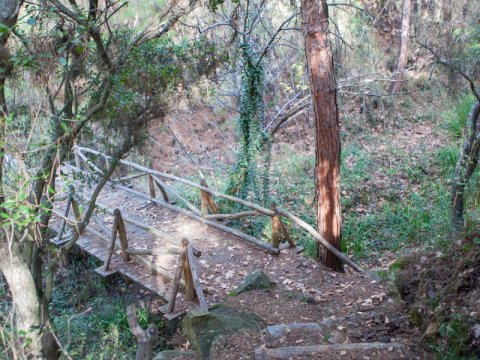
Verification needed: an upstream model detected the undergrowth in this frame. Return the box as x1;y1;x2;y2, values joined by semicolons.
48;252;168;359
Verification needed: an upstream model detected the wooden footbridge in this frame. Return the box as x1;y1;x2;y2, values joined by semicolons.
53;146;362;316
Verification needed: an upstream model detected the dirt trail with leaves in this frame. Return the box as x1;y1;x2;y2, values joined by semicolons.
64;181;430;359
168;253;428;360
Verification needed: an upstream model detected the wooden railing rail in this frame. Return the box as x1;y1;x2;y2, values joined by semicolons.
71;146;364;272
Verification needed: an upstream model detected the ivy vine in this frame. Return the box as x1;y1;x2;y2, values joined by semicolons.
226;43;271;206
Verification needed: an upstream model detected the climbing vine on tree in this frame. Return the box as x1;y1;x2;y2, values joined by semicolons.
226;44;271;205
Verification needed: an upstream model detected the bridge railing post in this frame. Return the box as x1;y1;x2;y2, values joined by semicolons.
271;203;295;250
167;249;186;313
115;209;130;262
200;179;219;217
167;238;206;313
104;209;120;272
54;196;72;245
148;174;156;199
153;177;170;203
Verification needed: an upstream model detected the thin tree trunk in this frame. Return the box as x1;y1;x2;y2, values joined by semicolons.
442;0;458;96
0;241;44;358
301;0;343;271
0;3;59;358
390;0;412;95
451;101;480;230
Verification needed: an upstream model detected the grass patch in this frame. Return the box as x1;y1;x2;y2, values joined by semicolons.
343;181;453;256
441;94;476;139
436;145;459;177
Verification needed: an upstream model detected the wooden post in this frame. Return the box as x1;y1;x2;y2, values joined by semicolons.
271;203;295;249
186;241;208;310
74;150;82;169
200;179;219;217
148;174;156;199
182;238;195;301
55;196;72;243
272;217;281;249
200;183;209;217
115;209;130;262
71;199;81;222
153;178;170;203
280;219;295;248
104;210;120;272
167;251;186;313
271;203;281;248
126;304;158;360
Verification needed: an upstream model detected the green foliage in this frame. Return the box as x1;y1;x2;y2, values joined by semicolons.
435;314;476;359
0;174;40;231
49;255;167;359
442;95;476;139
85;30;224;151
343;181;452;255
208;0;240;11
436;145;459;177
226;44;270;205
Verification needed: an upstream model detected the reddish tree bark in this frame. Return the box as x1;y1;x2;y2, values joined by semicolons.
389;0;412;95
301;0;343;271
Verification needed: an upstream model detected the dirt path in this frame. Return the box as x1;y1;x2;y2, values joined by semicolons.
168;257;427;359
56;175;428;359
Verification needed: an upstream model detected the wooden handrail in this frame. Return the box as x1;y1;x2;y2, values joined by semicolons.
111;183;281;255
150;175;201;216
72;146;364;272
74;146;276;216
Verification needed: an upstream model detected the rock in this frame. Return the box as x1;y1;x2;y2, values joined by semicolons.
282;291;318;304
378;335;391;343
346;329;363;339
267;323;321;338
472;324;480;339
230;269;276;295
374;313;386;324
153;350;196;360
328;330;346;344
182;305;265;359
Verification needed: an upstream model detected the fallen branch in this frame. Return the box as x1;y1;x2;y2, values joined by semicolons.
127;304;158;360
253;342;404;359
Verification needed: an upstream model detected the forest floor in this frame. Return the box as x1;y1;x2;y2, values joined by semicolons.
54;96;470;359
137;95;478;359
167;258;429;360
2;94;475;359
60;174;428;359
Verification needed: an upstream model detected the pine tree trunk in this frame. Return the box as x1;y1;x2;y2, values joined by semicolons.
390;0;412;95
301;0;343;271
